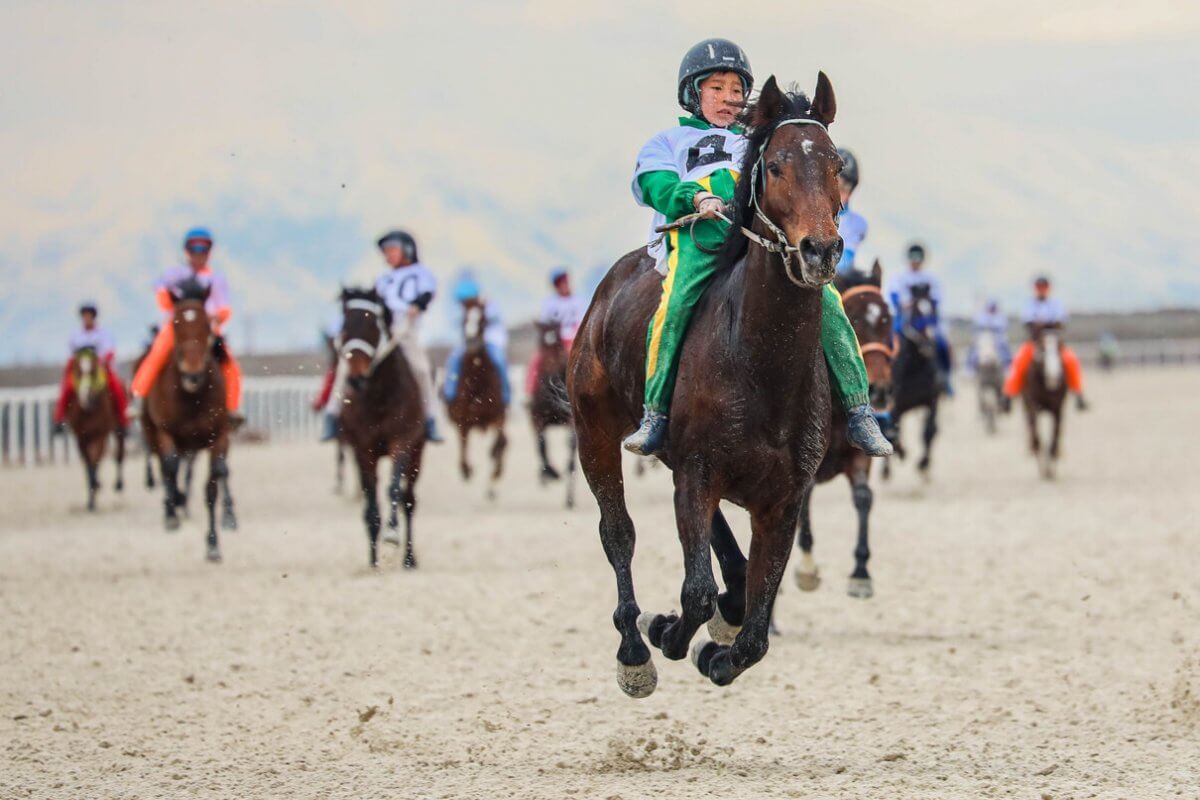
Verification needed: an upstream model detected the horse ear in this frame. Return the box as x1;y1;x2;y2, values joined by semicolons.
810;71;836;128
871;258;883;287
750;75;784;128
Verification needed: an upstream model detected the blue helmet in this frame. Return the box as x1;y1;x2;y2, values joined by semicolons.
183;227;213;246
453;276;481;303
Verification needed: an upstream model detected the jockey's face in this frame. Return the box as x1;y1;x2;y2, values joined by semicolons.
838;177;854;206
908;254;924;271
81;310;96;329
382;244;408;268
1035;282;1051;299
554;277;570;297
698;71;744;129
186;244;211;271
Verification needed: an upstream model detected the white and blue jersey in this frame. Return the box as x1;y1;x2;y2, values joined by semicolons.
1022;297;1068;326
835;205;867;275
887;269;944;333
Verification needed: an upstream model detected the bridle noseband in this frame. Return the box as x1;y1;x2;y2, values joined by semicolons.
341;298;395;376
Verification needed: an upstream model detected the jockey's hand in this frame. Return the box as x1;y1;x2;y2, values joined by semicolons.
406;306;421;323
693;191;725;220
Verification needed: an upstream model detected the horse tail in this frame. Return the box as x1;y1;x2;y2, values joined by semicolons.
544;375;573;421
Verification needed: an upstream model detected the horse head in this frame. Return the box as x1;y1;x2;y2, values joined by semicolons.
72;346;103;411
339;287;392;391
839;260;895;411
536;321;567;374
723;73;842;288
170;279;213;394
1033;324;1063;390
461;300;487;353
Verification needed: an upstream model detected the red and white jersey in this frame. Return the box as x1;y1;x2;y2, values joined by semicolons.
538;293;588;343
68;326;115;359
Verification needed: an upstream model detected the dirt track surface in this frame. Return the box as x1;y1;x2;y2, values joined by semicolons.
2;367;1198;799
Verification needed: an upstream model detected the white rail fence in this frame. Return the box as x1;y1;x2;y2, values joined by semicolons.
3;343;1197;468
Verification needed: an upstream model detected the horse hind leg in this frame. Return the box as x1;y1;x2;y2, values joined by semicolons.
220;470;237;531
537;429;559;483
576;403;654;698
113;429;125;492
640;476;719;663
564;430;578;510
708;508;747;645
847;468;874;599
793;483;820;592
918;404;938;479
384;459;403;546
159;451;182;531
402;456;419;570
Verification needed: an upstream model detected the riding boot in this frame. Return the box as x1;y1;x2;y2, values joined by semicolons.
847;405;893;457
52;421;66;436
425;417;444;443
227;410;246;430
622;407;669;456
320;412;339;442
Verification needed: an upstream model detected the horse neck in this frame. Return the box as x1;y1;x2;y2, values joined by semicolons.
734;248;825;383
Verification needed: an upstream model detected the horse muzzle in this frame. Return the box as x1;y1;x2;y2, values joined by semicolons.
798;236;841;286
179;370;206;393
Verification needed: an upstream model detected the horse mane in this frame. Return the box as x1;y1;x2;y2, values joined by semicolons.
172;277;210;304
716;86;814;271
341;286;393;330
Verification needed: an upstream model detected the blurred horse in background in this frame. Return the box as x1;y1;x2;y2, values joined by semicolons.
528;321;577;508
444;299;508;501
1021;324;1068;480
64;346;125;511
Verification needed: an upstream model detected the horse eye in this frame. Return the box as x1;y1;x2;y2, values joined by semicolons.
767;163;781;177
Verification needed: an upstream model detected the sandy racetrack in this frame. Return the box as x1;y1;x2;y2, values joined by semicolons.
2;367;1198;799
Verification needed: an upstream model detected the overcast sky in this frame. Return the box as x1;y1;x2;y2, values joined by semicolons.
2;0;1197;364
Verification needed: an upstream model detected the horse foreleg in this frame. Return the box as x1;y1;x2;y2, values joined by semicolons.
358;451;381;569
487;425;507;502
458;428;472;481
537;428;559;483
564;430;578;510
847;462;874;598
159;448;181;530
708;508;747;645
204;448;225;563
113;428;125;493
384;457;403;546
577;406;653;698
335;443;345;495
918;403;938;477
220;470;237;531
1024;399;1040;458
694;496;800;687
145;453;156;489
793;482;819;591
642;475;719;662
402;453;419;570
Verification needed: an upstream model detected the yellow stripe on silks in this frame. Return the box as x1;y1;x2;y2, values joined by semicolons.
646;229;680;380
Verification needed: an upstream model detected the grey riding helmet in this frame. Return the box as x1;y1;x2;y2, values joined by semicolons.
377;230;418;262
837;148;860;189
677;38;753;115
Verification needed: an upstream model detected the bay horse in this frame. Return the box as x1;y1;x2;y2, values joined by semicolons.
142;279;237;562
793;262;894;600
338;287;426;568
528;321;577;508
135;329;196;501
884;284;941;481
568;75;842;695
63;346;125;511
444;300;507;501
1021;323;1068;479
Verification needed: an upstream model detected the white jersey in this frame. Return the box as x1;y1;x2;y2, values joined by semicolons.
538;294;588;343
1022;297;1068;325
887;269;944;309
68;327;115;359
375;262;438;322
632;121;747;271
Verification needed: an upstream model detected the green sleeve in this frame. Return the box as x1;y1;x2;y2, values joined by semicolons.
637;170;704;222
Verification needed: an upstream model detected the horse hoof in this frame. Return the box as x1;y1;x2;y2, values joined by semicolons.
206;547;222;563
794;565;821;592
615;658;657;698
115;481;124;493
847;577;874;599
221;515;238;531
706;611;741;646
164;516;180;532
486;487;497;502
383;531;401;546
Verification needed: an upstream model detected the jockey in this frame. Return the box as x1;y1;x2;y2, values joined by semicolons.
312;308;343;413
622;38;891;457
525;268;588;397
442;276;511;407
130;228;243;425
968;298;1011;371
887;242;954;394
834;149;868;278
1003;276;1088;409
52;302;130;433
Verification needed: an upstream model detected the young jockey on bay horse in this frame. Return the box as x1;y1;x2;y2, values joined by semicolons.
525;268;588;398
622;38;890;457
887;242;954;395
322;230;443;442
53;301;130;434
834;148;868;279
130;228;243;426
1004;276;1089;410
443;275;512;407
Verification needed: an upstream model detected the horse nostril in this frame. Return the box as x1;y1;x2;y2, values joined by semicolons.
800;237;842;267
